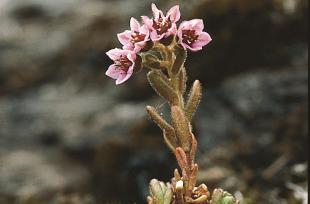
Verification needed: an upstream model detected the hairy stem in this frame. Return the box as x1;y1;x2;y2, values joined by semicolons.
165;44;198;193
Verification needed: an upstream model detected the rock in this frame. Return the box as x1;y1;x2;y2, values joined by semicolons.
196;65;308;150
0;150;90;202
195;59;307;203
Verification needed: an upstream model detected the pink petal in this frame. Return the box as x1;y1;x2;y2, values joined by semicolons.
116;66;134;84
121;49;134;56
123;44;134;51
151;3;163;19
139;25;150;36
117;30;131;46
197;31;212;44
116;72;127;84
167;5;180;22
179;40;192;51
126;52;136;62
150;31;161;41
130;17;140;32
106;48;122;61
105;64;120;79
190;32;212;51
134;41;146;51
188;45;202;52
141;16;153;29
178;21;191;30
151;3;159;14
190;19;204;33
177;28;183;42
167;23;177;36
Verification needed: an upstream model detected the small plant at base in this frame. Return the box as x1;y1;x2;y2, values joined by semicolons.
106;3;238;204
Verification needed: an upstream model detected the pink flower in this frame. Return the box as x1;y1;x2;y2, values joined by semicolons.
117;17;150;52
177;19;212;51
106;48;137;85
142;3;180;41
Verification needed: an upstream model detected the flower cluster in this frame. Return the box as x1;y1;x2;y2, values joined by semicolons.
106;3;212;85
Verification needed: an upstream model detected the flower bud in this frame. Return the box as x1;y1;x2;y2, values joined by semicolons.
174;168;181;181
163;183;173;204
176;180;184;190
149;179;173;204
211;189;238;204
150;179;164;202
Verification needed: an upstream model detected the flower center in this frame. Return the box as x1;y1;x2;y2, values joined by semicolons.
130;31;146;44
182;30;198;46
153;17;172;35
116;56;133;72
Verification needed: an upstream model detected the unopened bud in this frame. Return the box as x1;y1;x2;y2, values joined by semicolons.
176;180;184;190
163;183;173;204
211;189;238;204
150;179;164;202
149;179;173;204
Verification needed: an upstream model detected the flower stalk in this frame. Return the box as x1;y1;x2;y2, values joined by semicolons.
105;3;238;204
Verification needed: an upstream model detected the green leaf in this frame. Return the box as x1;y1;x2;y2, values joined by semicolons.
147;70;179;105
185;80;202;122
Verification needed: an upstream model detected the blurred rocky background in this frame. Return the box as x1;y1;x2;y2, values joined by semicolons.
0;0;308;203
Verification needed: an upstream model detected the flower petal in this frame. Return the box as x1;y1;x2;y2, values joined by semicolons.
190;32;212;51
105;64;120;79
179;40;192;51
117;30;131;46
197;31;212;44
123;44;134;51
167;5;180;22
187;45;202;52
140;25;150;36
191;19;204;33
115;72;127;84
106;48;122;61
167;23;177;36
151;3;163;19
134;41;146;51
116;66;134;84
150;31;160;41
130;17;140;32
178;21;191;30
141;16;153;28
126;52;136;62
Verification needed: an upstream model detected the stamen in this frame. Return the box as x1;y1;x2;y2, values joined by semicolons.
153;17;172;35
182;30;198;46
130;31;146;44
116;56;133;72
